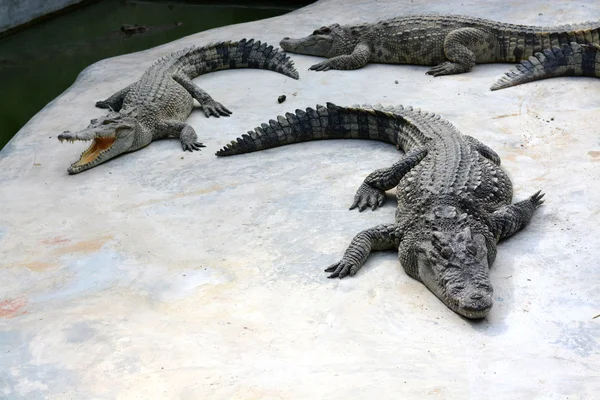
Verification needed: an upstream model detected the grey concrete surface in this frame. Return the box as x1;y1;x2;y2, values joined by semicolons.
0;0;599;398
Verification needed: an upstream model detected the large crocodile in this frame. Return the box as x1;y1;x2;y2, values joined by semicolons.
58;39;299;174
216;103;544;319
279;15;600;89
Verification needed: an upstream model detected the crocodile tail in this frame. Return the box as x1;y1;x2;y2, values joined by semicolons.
555;23;600;46
176;39;299;80
491;42;600;90
497;20;600;62
215;103;407;156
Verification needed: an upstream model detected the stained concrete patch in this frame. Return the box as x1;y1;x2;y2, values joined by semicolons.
0;0;599;398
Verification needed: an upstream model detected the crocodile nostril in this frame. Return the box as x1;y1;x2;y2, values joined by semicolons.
470;293;483;300
283;37;290;40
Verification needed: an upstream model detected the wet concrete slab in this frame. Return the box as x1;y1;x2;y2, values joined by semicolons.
1;0;599;398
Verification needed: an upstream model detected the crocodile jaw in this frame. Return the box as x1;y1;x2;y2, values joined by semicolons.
58;114;137;174
280;35;333;57
416;237;494;320
420;263;494;319
58;128;130;174
65;134;118;174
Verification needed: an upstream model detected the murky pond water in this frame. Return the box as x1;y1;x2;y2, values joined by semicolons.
0;0;311;150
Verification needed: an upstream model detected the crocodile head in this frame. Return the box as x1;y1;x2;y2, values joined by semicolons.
58;109;138;174
413;206;494;319
280;24;353;57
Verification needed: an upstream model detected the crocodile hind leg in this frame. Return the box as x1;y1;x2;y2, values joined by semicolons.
490;191;545;241
427;28;493;77
325;223;403;278
172;74;231;118
96;83;136;111
350;147;428;211
158;120;206;152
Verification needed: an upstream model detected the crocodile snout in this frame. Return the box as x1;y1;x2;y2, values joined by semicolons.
459;292;493;319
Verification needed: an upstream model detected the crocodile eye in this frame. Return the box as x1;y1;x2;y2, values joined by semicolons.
313;26;330;35
102;120;111;125
466;243;477;256
440;246;453;259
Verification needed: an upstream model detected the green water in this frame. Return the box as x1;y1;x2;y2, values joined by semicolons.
0;0;311;150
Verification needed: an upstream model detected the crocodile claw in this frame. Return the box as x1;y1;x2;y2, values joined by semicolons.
309;60;332;71
182;142;206;152
202;101;232;118
350;183;386;212
529;190;545;208
325;259;360;279
426;61;468;77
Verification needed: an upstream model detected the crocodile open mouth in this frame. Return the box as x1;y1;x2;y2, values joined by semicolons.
70;135;117;167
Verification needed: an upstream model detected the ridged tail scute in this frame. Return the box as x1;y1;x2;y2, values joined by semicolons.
215;103;409;156
491;42;600;90
173;39;299;80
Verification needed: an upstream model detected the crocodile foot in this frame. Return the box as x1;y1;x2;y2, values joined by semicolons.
182;141;206;152
350;183;386;211
325;259;360;279
426;61;468;77
201;100;232;118
309;60;332;71
529;190;545;208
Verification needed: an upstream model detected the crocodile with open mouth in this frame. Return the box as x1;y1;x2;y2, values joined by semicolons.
58;39;299;174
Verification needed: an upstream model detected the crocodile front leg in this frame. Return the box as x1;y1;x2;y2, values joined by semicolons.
427;28;492;77
490;191;545;241
325;223;403;278
309;43;371;71
351;146;428;211
96;83;137;111
172;74;232;118
158;120;206;152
